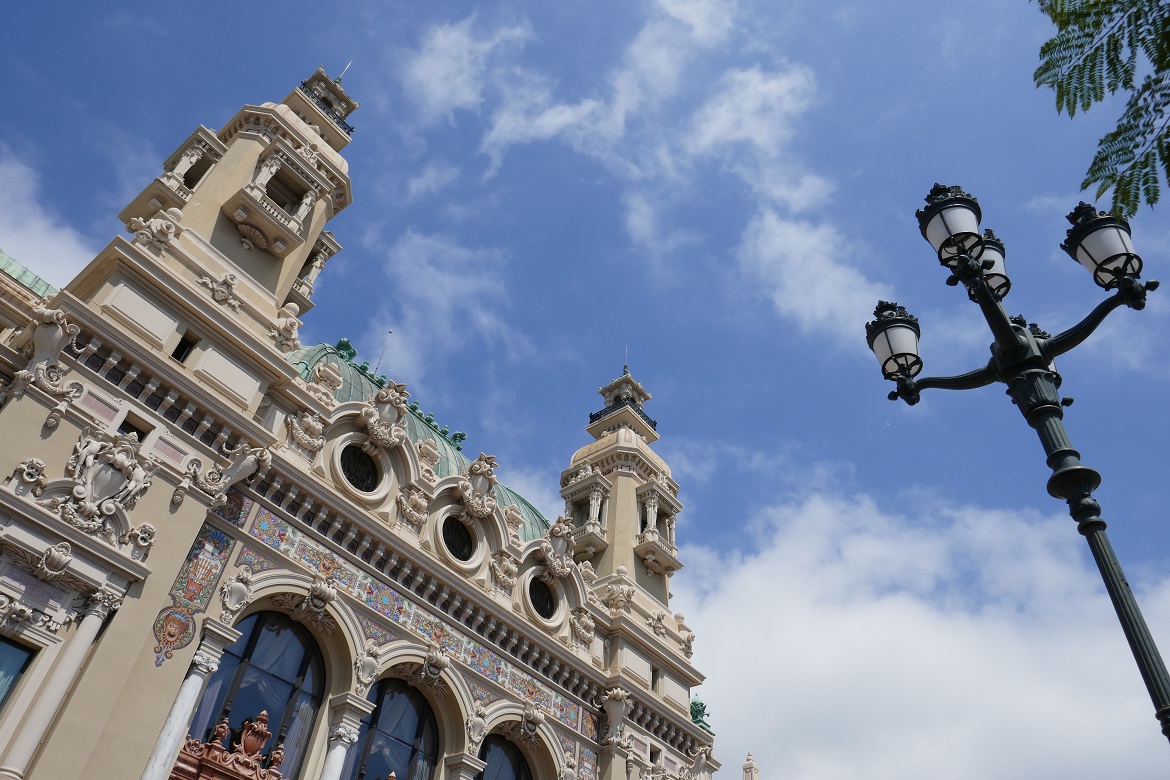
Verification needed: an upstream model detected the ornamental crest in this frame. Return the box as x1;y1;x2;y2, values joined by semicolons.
456;453;498;518
285;410;326;454
37;427;158;545
539;516;576;579
357;382;409;454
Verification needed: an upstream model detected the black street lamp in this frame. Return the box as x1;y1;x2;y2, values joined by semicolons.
867;183;1170;744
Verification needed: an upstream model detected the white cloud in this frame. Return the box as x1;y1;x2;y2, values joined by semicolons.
0;147;97;286
656;0;737;45
737;210;890;345
481;71;601;175
405;160;461;201
364;230;530;395
623;192;699;258
675;491;1170;779
400;16;531;126
687;66;815;157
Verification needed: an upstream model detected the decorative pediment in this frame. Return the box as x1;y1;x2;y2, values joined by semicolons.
356;382;409;454
456;453;498;519
36;427;158;545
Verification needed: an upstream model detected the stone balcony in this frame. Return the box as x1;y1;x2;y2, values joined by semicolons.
634;529;682;575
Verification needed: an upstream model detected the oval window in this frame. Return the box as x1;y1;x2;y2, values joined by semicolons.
528;577;557;620
442;517;475;561
340;444;380;492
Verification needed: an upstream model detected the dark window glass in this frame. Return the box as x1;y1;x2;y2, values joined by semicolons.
443;517;475;561
188;612;324;779
344;679;439;780
528;577;557;620
0;637;34;711
475;735;533;780
341;445;380;492
171;333;198;363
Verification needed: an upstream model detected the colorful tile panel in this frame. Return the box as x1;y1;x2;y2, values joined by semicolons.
557;732;578;761
247;506;598;740
151;523;235;666
467;681;503;705
579;748;598;780
357;614;398;646
235;546;277;573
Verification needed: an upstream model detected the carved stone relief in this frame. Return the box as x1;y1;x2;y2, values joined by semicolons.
304;361;343;406
570;606;596;645
466;700;488;753
270;577;338;635
285;410;326;455
354;641;379;695
219;565;254;624
456;453;498;519
179;440;272;508
417;439;441;483
270;303;302;353
500;704;545;744
395;485;428;530
36;428;158;545
356;382;409;455
598;687;631;744
489;550;518;591
127;207;184;250
11;307;83;412
539;517;576;580
198;273;242;311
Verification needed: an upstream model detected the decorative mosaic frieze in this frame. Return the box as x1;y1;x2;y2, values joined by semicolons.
557;732;578;762
248;508;593;739
234;545;277;573
467;681;503;705
357;614;398;646
152;523;235;666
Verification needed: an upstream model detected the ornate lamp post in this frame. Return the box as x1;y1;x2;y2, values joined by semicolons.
866;184;1170;744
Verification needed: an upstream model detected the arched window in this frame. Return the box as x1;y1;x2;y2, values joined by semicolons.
476;735;533;780
343;678;439;780
189;611;324;778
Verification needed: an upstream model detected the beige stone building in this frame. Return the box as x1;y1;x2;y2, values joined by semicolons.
0;71;722;780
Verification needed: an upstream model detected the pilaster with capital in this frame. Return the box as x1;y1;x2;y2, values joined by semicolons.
445;752;488;780
318;692;377;780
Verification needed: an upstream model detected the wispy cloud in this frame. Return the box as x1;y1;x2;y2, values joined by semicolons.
399;15;532;127
364;230;531;396
0;147;97;286
405;160;461;201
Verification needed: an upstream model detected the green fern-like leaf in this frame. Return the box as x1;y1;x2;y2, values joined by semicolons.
1037;0;1170;214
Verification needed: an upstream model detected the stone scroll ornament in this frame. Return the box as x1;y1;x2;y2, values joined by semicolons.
356;382;410;454
11;307;83;425
37;427;158;546
395;485;429;529
128;207;184;250
175;440;272;508
270;303;302;353
456;453;498;519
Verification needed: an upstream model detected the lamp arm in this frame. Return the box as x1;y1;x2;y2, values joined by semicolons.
1039;276;1157;360
887;362;997;405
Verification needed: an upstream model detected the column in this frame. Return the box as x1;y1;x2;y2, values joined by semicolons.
587;487;603;533
0;591;121;780
139;620;241;780
445;752;487;780
289;190;316;232
318;693;375;780
163;146;204;187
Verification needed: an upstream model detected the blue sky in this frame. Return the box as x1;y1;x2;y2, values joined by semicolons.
4;2;1170;777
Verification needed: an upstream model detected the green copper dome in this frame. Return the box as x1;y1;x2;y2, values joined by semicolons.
0;246;57;299
285;341;552;542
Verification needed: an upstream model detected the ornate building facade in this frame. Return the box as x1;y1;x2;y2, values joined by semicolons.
0;71;723;780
